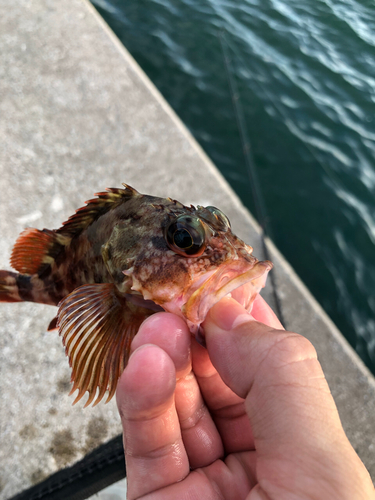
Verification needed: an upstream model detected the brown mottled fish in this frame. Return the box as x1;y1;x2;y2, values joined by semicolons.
0;184;272;407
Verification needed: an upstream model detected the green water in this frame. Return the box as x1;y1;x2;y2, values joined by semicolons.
91;0;375;374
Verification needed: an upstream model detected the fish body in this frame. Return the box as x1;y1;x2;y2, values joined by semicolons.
0;184;272;406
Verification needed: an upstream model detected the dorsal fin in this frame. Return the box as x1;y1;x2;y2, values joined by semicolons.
57;185;140;238
10;228;69;275
10;185;139;275
57;282;153;407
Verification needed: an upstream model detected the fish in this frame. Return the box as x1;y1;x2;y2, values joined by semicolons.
0;184;272;407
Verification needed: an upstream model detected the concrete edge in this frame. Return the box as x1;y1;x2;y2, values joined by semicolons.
266;236;375;387
84;0;375;389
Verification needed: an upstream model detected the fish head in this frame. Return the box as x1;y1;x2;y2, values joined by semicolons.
105;195;272;335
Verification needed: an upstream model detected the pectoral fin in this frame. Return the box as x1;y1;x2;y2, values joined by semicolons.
57;283;153;407
48;316;58;331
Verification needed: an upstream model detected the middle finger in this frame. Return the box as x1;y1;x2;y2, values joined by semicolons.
133;312;224;468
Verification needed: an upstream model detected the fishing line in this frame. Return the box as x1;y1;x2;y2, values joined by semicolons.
221;34;348;203
219;32;286;327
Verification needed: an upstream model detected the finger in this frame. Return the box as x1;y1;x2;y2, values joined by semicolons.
138;452;258;500
133;313;224;468
251;294;284;329
204;296;373;499
117;344;189;499
132;312;192;378
192;338;255;454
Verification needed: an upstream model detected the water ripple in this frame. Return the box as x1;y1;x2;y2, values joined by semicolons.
324;0;375;48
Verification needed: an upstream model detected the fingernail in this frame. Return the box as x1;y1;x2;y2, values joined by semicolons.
128;343;152;362
206;296;251;331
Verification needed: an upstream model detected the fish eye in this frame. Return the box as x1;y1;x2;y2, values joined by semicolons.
165;215;206;257
206;206;231;229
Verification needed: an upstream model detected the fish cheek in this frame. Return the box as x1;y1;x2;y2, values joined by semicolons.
102;223;140;282
133;255;190;303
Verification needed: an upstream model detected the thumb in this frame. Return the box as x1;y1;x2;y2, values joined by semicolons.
203;295;296;399
203;297;373;499
204;296;341;456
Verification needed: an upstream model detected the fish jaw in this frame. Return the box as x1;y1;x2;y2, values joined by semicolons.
129;257;273;334
181;258;273;333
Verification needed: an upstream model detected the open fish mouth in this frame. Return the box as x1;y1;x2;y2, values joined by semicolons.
182;258;273;331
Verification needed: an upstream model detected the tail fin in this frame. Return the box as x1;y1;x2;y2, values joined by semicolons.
0;270;24;302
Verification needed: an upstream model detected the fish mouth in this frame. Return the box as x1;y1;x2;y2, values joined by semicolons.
183;258;272;333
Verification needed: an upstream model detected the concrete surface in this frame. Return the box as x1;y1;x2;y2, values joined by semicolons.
88;479;127;500
0;0;374;497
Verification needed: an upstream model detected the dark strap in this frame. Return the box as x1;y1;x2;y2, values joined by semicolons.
10;435;126;500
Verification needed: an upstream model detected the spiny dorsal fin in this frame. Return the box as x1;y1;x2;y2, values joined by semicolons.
57;282;152;407
10;185;139;276
57;185;140;238
10;228;69;275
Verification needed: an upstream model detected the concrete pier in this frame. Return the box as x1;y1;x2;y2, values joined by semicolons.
0;0;374;497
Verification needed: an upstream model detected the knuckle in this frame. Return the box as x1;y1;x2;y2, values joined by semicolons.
266;332;317;369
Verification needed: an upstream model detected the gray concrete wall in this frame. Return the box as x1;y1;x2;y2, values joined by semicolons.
0;0;374;497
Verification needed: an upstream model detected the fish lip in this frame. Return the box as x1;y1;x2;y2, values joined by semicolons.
183;258;273;328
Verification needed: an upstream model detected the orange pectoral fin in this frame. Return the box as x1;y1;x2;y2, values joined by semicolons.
57;283;153;407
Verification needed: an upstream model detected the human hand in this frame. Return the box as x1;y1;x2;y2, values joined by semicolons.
116;295;374;499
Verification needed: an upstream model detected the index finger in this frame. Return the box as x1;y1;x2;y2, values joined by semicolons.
251;294;284;329
117;344;189;499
